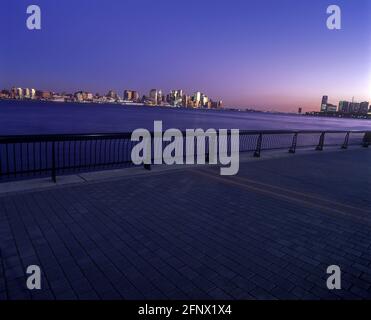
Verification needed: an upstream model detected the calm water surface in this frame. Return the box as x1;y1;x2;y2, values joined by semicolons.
0;100;370;135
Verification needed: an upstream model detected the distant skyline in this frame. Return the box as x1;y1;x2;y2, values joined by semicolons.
1;0;370;112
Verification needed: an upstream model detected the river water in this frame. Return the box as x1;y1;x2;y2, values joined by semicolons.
0;100;370;135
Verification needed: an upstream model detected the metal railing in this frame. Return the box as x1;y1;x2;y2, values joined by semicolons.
0;130;369;182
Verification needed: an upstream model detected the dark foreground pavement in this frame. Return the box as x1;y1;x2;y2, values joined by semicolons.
0;148;370;300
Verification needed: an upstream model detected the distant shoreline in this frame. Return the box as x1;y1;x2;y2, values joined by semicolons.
1;97;370;121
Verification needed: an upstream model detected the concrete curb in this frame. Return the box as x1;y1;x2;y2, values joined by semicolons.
0;145;367;196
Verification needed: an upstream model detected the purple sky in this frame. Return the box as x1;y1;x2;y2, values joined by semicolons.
1;0;370;112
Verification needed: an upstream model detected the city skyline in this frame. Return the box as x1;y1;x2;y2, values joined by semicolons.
2;86;370;118
0;86;224;109
1;0;370;112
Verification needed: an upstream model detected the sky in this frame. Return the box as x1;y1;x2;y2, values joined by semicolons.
1;0;370;112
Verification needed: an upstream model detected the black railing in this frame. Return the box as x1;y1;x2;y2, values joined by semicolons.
0;130;369;182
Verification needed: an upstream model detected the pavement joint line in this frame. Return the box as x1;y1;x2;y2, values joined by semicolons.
0;249;9;300
0;146;370;299
77;174;88;182
192;169;371;225
198;169;370;216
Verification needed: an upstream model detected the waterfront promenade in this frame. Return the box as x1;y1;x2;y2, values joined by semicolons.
0;147;370;300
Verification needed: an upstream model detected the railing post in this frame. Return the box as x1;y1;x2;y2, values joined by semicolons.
341;132;350;149
0;145;2;180
289;133;298;153
362;132;370;148
316;132;325;151
204;133;210;164
254;133;262;157
51;141;57;183
205;153;209;163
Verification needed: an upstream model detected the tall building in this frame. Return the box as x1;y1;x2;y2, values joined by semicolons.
359;101;369;114
169;90;183;106
321;96;328;112
23;88;30;98
124;90;139;102
182;94;190;108
10;87;24;99
192;91;202;108
157;90;163;105
124;90;132;101
149;89;161;105
349;102;360;113
10;87;17;98
201;94;209;107
133;91;139;102
106;90;119;100
339;101;350;113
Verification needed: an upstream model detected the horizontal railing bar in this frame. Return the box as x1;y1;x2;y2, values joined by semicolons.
0;160;135;177
0;133;132;143
0;130;369;182
0;130;368;143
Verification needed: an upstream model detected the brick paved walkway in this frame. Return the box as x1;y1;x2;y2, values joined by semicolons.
0;148;370;299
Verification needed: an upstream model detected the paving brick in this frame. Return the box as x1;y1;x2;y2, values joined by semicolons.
0;149;369;300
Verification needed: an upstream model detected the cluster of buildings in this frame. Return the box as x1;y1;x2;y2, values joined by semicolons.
0;87;223;109
141;89;222;109
319;95;370;116
0;87;65;101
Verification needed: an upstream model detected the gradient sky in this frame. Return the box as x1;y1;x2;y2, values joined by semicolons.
1;0;370;112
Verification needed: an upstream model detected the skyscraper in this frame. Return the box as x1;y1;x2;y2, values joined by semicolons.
23;88;30;98
149;89;160;105
124;90;133;101
339;101;350;113
201;94;209;107
157;90;163;105
321;96;328;112
133;91;139;102
359;101;369;114
169;90;183;106
106;90;119;100
349;102;360;113
123;90;139;101
193;92;201;108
